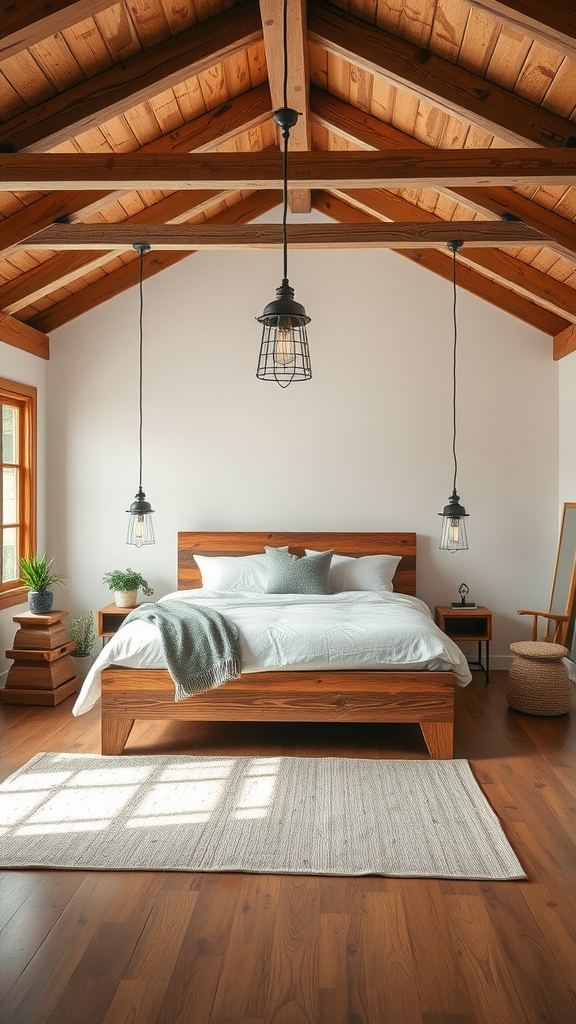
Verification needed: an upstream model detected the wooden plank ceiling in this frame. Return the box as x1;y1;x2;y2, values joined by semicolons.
0;0;575;360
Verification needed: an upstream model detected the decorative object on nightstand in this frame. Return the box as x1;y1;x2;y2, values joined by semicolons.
435;605;491;683
102;568;153;608
451;583;476;609
507;642;571;716
19;554;65;614
1;610;77;705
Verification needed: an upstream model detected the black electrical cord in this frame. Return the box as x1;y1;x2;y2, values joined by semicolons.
138;245;144;491
282;0;289;282
451;241;458;495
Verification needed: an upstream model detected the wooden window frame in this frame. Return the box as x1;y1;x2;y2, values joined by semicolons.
0;377;37;610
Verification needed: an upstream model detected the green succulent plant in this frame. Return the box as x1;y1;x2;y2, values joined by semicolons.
102;569;153;596
19;555;65;592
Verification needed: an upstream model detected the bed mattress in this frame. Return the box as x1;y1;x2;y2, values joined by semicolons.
73;589;472;716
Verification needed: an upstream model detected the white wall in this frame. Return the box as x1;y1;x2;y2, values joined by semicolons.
0;341;47;680
559;349;576;504
46;242;560;667
559;348;576;669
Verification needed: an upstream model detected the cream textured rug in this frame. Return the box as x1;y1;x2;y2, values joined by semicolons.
0;752;525;878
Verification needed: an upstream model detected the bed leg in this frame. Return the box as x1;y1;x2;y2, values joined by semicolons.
420;721;453;759
102;715;135;756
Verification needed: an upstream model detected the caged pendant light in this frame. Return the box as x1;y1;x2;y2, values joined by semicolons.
126;242;155;547
438;239;469;553
256;0;311;387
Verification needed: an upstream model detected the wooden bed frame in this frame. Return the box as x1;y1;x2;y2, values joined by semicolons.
101;532;456;758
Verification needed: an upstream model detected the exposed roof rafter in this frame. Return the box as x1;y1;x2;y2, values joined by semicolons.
0;0;263;152
308;0;576;147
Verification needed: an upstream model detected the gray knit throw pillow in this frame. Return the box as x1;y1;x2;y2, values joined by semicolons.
265;547;333;595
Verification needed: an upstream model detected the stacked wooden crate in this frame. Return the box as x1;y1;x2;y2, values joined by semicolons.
1;611;77;706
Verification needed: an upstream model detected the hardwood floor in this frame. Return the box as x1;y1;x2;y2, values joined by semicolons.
0;670;575;1024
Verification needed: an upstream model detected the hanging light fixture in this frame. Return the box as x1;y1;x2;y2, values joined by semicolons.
126;242;155;547
439;239;469;553
256;0;311;387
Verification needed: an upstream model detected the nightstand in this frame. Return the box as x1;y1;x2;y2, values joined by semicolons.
97;603;139;642
1;610;77;705
435;605;492;684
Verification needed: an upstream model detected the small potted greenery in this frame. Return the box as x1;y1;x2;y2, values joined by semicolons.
102;568;153;608
19;554;66;614
68;610;97;684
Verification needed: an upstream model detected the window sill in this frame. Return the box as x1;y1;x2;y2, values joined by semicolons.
0;588;29;611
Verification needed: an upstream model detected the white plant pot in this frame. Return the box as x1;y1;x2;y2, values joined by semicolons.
114;590;138;608
71;654;93;686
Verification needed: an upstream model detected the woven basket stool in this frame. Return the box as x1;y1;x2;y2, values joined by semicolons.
508;641;571;716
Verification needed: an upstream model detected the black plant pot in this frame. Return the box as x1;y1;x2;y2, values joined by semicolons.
28;590;54;614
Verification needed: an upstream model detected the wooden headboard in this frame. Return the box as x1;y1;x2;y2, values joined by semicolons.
178;532;417;595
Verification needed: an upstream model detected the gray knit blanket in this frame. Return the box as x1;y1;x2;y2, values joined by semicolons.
121;600;241;701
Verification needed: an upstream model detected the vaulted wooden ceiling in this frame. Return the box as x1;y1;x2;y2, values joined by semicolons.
1;0;575;361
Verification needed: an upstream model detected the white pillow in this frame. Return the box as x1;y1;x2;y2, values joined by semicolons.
194;550;287;592
305;550;401;593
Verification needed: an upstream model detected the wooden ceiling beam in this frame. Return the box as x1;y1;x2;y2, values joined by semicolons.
260;0;311;213
20;192;281;334
310;87;576;259
308;0;575;148
14;221;552;251
0;190;237;314
465;1;576;62
314;191;568;338
0;0;263;152
553;323;576;359
0;310;49;358
0;85;273;258
3;149;575;190
327;188;576;322
0;1;117;61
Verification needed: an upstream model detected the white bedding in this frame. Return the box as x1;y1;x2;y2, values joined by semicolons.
73;589;472;716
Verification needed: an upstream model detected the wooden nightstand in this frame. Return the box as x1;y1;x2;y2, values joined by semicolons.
1;610;77;705
97;603;139;642
435;606;492;684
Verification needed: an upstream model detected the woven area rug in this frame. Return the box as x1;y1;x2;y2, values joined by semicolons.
0;752;525;878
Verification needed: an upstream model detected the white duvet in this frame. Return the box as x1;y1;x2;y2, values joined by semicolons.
73;589;472;716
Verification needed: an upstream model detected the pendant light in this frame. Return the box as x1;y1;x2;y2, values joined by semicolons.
126;242;155;547
256;0;311;387
438;239;469;553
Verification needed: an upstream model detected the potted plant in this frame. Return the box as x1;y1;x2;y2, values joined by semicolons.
19;554;66;614
68;610;97;685
102;568;153;608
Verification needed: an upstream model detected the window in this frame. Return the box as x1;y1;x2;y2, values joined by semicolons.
0;378;37;610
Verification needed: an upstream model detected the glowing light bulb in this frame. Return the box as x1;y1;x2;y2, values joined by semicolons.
448;520;460;545
274;317;295;365
134;517;145;546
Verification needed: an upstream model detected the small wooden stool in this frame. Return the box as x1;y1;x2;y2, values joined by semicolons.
508;641;571;716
